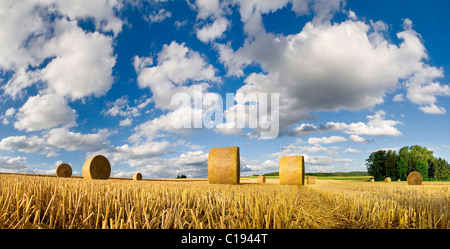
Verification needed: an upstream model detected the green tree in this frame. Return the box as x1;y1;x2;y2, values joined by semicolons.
397;156;408;180
385;150;399;179
398;146;411;172
415;160;428;180
366;150;386;181
434;157;450;180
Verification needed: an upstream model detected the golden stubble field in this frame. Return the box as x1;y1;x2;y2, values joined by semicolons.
0;174;449;229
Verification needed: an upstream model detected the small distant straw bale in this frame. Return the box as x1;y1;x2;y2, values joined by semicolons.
133;172;143;181
306;176;316;184
407;171;423;185
384;177;391;183
279;156;305;186
82;155;111;180
56;163;72;177
208;146;240;185
257;175;266;183
370;178;375;183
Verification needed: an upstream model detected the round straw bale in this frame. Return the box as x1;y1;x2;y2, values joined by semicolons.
257;175;266;183
208;146;240;185
306;176;316;184
56;163;72;177
384;177;391;183
407;171;423;185
82;155;111;180
279;156;305;186
369;178;375;183
133;172;143;181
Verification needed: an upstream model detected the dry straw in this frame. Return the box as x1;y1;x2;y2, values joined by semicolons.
307;176;316;185
208;146;240;185
370;179;375;183
407;171;423;185
257;175;266;183
82;155;111;180
384;177;391;183
133;173;143;181
279;156;305;186
56;163;72;177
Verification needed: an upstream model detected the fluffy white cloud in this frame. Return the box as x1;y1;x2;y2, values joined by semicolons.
110;141;170;166
0;156;28;170
134;41;219;109
0;128;111;157
0;135;46;153
291;110;402;137
109;146;208;178
41;19;116;100
308;136;347;145
196;17;229;43
216;4;446;134
405;65;450;114
47;0;123;36
45;128;110;152
147;8;172;23
1;1;119;137
102;95;152;126
343;147;362;153
114;150;208;178
1;108;16;125
14;94;77;132
349;135;373;144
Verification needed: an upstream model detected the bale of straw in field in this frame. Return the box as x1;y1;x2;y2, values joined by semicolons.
307;176;316;184
208;146;240;184
384;177;391;183
370;178;375;183
133;172;143;181
279;156;305;186
56;163;72;177
82;155;111;180
407;171;423;185
257;175;266;183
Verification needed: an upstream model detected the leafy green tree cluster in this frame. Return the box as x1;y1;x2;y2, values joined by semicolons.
366;145;450;181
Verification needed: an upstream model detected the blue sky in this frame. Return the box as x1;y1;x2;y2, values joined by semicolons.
0;0;449;178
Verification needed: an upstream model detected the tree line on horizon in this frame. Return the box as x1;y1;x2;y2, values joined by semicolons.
366;145;450;181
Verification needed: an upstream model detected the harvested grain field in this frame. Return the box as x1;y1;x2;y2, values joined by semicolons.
0;174;448;229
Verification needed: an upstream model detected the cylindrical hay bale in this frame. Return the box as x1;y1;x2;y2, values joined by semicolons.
208;146;240;185
279;156;305;186
384;177;391;183
56;163;72;177
133;172;142;181
306;176;316;184
407;171;423;185
370;178;375;183
257;175;266;183
82;155;111;180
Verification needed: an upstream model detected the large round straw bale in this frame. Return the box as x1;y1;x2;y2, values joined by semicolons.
407;171;423;185
208;146;240;185
257;175;266;183
306;176;316;184
133;172;143;181
279;156;305;186
369;178;375;183
384;177;391;183
82;155;111;180
56;163;72;177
